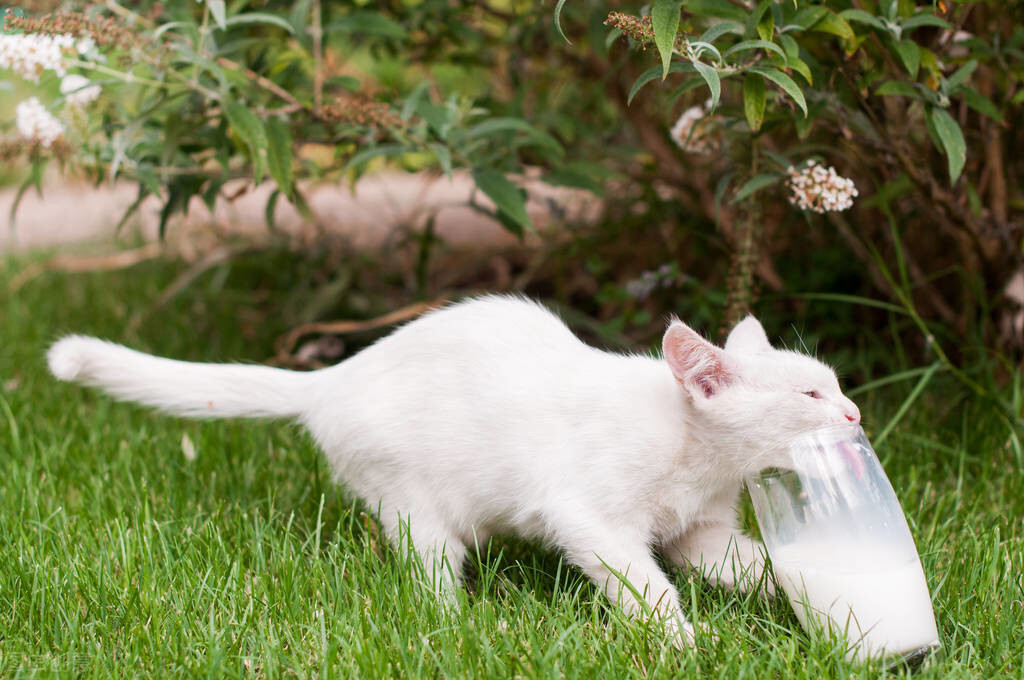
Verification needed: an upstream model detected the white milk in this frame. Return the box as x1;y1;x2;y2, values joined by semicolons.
771;542;940;661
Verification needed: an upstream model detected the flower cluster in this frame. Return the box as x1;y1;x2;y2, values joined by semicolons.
604;11;656;46
669;101;717;155
4;11;142;52
0;31;74;81
786;161;858;213
318;97;402;128
60;74;101;107
16;97;66;148
625;263;690;300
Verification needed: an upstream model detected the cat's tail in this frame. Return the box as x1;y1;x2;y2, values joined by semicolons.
47;335;316;420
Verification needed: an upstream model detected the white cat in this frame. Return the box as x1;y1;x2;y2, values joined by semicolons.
48;295;860;645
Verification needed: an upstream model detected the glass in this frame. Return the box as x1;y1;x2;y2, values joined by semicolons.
746;424;941;663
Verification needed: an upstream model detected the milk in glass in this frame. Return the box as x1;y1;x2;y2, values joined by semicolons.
746;425;941;663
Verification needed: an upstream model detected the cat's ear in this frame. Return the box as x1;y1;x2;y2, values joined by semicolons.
724;315;771;354
663;321;736;399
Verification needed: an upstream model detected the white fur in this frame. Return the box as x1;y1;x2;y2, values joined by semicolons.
48;296;860;646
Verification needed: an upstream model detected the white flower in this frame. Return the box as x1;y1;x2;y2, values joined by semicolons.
625;263;688;299
786;160;858;213
16;97;66;148
669;100;717;155
61;74;101;107
76;35;96;56
0;32;75;82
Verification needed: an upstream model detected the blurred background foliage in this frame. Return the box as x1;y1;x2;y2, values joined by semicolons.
2;0;1023;442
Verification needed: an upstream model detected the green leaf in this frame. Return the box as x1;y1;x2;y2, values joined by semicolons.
428;143;452;177
809;11;855;41
748;66;807;116
881;0;898;22
689;41;722;63
265;117;293;196
289;0;312;48
901;13;952;32
401;82;431;122
788;56;813;85
472;168;531;234
957;86;1004;122
742;73;766;132
114;185;151;236
604;28;623;51
692;61;721;110
761;149;792;170
778;33;799;59
465;117;563;156
543;168;604;196
265;189;280;231
756;8;774;41
927;107;966;183
790;7;828;30
207;0;227;30
9;158;47;229
224;101;268;182
713;170;735;225
158;175;205;239
777;34;812;84
651;0;684;79
699;21;744;44
839;9;887;32
875;80;924;99
292;187;314;221
222;13;295;33
945;59;977;90
327;12;407;39
627;62;695;104
344;144;406;173
153;21;197;39
793;110;813;138
892;39;920;78
732;173;781;203
554;0;570;43
416;101;455;139
722;39;786;60
966;181;983;217
745;1;772;39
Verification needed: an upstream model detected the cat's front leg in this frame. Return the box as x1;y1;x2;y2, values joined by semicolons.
663;522;774;596
562;534;704;647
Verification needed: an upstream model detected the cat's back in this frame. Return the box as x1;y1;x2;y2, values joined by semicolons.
358;294;585;363
421;294;579;341
304;294;601;450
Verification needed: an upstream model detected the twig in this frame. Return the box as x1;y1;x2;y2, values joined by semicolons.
8;244;164;292
274;298;448;363
216;57;304;110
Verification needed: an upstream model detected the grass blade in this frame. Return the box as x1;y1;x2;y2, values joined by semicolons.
874;362;941;446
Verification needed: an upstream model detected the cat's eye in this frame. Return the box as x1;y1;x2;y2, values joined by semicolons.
804;390;822;399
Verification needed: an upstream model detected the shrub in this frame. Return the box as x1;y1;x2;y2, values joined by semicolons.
1;1;1021;361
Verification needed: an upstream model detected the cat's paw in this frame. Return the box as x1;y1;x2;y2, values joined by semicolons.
666;618;718;650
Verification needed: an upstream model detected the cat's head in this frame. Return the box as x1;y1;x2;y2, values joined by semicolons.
662;315;860;476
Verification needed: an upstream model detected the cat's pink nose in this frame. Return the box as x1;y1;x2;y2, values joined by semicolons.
845;411;861;424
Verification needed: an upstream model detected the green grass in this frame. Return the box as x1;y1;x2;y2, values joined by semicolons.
1;252;1022;678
